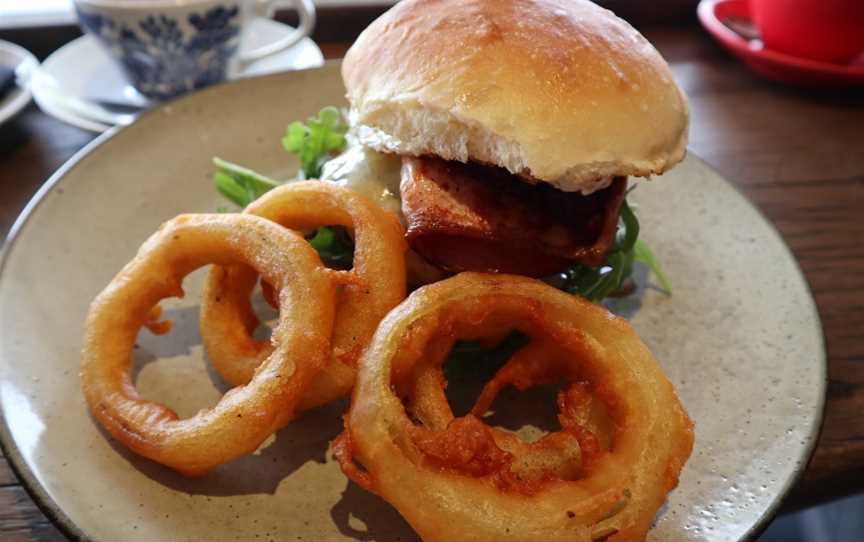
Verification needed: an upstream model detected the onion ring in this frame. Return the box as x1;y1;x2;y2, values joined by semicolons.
81;214;335;476
337;273;693;541
201;181;406;411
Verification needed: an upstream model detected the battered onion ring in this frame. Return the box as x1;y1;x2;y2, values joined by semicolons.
200;181;406;411
81;214;335;476
336;273;693;542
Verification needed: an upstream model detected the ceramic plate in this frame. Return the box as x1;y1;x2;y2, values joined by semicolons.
0;63;825;542
32;18;324;132
0;40;38;126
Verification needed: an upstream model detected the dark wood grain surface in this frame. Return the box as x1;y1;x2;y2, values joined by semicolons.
1;23;863;541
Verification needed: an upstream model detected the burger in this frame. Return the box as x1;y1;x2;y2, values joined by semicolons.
319;0;689;292
215;0;689;299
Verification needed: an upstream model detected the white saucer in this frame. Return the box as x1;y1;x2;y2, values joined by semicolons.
0;40;39;127
32;18;324;133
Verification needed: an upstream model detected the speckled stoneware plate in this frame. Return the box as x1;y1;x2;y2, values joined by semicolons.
0;62;825;542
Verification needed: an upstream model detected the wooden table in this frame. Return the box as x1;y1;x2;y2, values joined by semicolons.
1;23;863;541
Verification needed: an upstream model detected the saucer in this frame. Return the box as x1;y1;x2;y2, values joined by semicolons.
32;18;324;132
698;0;864;88
0;40;38;127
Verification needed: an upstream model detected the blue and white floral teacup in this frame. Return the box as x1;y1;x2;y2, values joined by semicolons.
74;0;315;100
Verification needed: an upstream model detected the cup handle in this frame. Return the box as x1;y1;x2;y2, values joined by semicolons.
239;0;316;64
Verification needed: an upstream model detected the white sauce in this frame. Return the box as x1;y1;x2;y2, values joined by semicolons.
320;144;403;215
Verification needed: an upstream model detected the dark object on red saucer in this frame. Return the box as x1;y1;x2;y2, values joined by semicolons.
698;0;864;88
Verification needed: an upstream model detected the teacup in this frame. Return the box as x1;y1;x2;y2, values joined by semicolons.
751;0;864;64
74;0;315;100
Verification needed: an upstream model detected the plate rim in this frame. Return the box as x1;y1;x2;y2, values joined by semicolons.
0;125;116;542
0;64;827;542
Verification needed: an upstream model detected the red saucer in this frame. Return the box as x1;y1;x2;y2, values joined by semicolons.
698;0;864;88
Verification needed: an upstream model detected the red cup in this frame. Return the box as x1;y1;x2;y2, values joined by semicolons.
751;0;864;64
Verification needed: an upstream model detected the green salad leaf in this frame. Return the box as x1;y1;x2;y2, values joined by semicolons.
443;332;530;382
634;239;672;293
282;106;348;179
212;107;352;267
213;158;281;208
307;226;354;269
213;106;349;208
560;200;670;302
